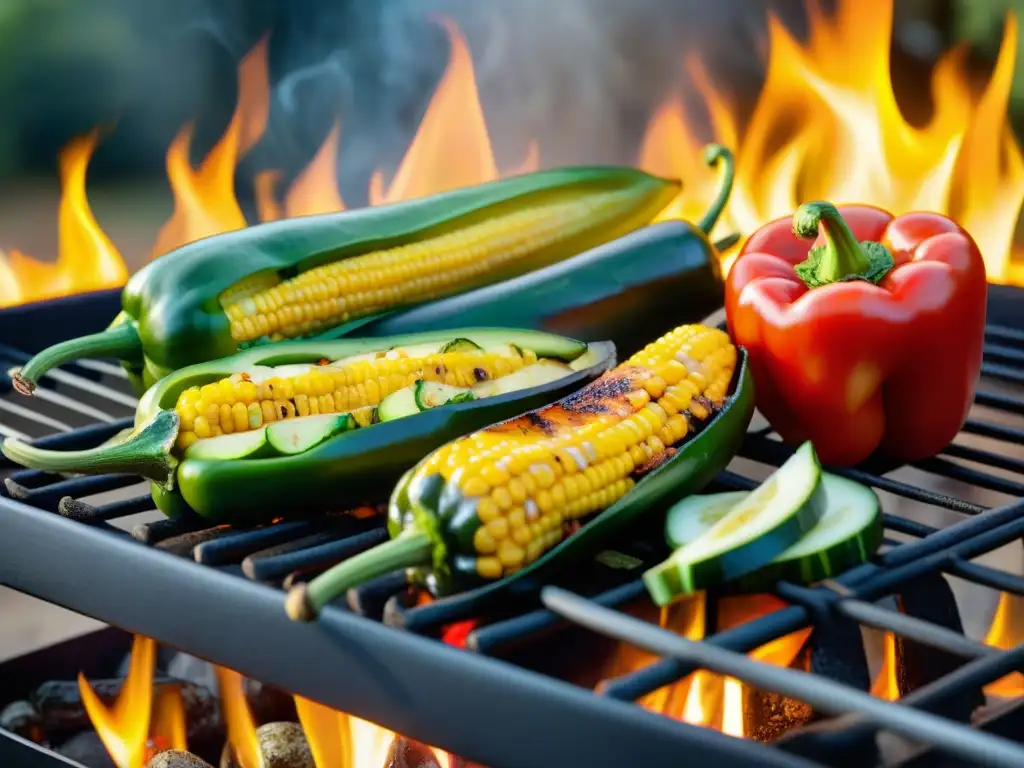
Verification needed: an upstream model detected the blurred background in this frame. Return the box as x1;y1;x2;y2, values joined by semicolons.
0;0;1017;273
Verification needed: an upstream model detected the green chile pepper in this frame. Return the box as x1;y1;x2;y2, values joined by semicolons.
0;329;617;524
10;165;684;396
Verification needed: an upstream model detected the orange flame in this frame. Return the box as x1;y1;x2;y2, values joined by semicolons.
600;594;811;739
78;635;158;768
283;120;346;217
369;17;498;206
1;132;128;308
150;37;271;257
984;592;1024;697
640;0;1024;282
871;631;900;701
215;667;263;768
296;695;450;768
147;686;188;758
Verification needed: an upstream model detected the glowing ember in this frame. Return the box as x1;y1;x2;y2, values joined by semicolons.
984;592;1024;697
78;634;158;768
0;131;128;308
640;0;1024;282
215;667;263;768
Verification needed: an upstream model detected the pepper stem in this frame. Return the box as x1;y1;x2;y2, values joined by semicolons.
792;201;895;288
10;322;142;396
287;531;434;621
696;144;736;235
0;410;180;487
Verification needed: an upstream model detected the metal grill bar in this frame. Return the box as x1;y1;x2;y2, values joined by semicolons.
2;288;1024;768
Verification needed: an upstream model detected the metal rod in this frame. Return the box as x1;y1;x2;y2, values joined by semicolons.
941;442;1024;477
0;397;72;432
30;386;118;423
41;368;139;408
74;359;130;379
542;587;1024;768
974;389;1024;416
0;420;30;439
946;557;1024;595
834;599;996;659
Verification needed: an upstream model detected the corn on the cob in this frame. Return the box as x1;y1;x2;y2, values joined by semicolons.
221;189;640;345
411;324;736;580
172;345;537;452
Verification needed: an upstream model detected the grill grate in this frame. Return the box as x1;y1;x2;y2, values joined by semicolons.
2;288;1024;767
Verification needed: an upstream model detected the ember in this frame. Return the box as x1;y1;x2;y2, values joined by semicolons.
4;0;1024;306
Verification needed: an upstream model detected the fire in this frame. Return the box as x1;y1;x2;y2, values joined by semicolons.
984;592;1024;697
640;0;1024;282
6;1;1024;305
0;131;128;308
83;635;453;768
871;631;900;701
599;593;812;739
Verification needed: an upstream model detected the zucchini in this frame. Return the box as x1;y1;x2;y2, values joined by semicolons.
470;360;573;398
414;381;474;409
643;441;826;606
662;474;882;593
439;338;484;353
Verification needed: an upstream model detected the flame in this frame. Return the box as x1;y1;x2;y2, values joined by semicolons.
147;686;188;758
283;120;346;217
640;0;1024;283
79;635;157;768
296;695;449;768
871;631;901;701
599;594;811;739
370;17;498;206
216;667;263;768
984;592;1024;697
0;133;128;308
150;37;271;257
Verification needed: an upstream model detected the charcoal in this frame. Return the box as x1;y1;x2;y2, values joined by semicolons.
147;750;215;768
386;737;442;768
0;699;44;744
244;679;298;725
31;678;222;743
56;730;116;768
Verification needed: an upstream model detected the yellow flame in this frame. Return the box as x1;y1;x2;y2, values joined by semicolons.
370;16;498;205
640;0;1024;282
984;592;1024;697
1;132;128;308
283;120;346;217
871;631;901;701
215;667;263;768
148;686;188;757
150;37;270;257
78;635;157;768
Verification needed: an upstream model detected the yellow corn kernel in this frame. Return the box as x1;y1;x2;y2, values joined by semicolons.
220;189;642;345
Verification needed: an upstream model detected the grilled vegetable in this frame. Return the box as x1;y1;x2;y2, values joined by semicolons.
0;329;616;523
643;441;826;606
11;165;683;396
347;146;736;358
725;201;987;465
659;473;882;594
287;323;754;621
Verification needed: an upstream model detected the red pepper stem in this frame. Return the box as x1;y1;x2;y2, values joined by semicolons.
287;531;434;621
793;202;871;282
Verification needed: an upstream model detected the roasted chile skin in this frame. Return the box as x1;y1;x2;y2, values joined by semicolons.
355;220;726;359
725;204;987;466
122;167;677;387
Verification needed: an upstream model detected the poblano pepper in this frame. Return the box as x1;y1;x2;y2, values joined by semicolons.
10;165;684;396
287;323;754;621
0;329;617;524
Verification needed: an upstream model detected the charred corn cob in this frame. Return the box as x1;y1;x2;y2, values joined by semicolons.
287;323;741;620
0;329;618;525
11;164;683;396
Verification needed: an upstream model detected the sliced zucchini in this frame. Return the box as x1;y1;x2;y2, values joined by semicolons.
643;441;826;606
568;341;617;372
665;491;749;549
415;381;474;409
185;429;273;461
479;343;524;360
266;413;357;456
471;360;573;398
440;338;484;354
377;386;418;422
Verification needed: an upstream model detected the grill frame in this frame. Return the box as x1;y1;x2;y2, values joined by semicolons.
2;287;1024;767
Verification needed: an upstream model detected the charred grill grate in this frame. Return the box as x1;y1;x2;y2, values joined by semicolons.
2;288;1024;767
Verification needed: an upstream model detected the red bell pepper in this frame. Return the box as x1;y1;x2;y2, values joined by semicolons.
725;201;987;466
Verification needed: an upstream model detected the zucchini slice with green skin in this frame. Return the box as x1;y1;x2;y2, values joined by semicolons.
415;381;474;410
663;475;883;593
643;441;826;606
439;338;484;354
